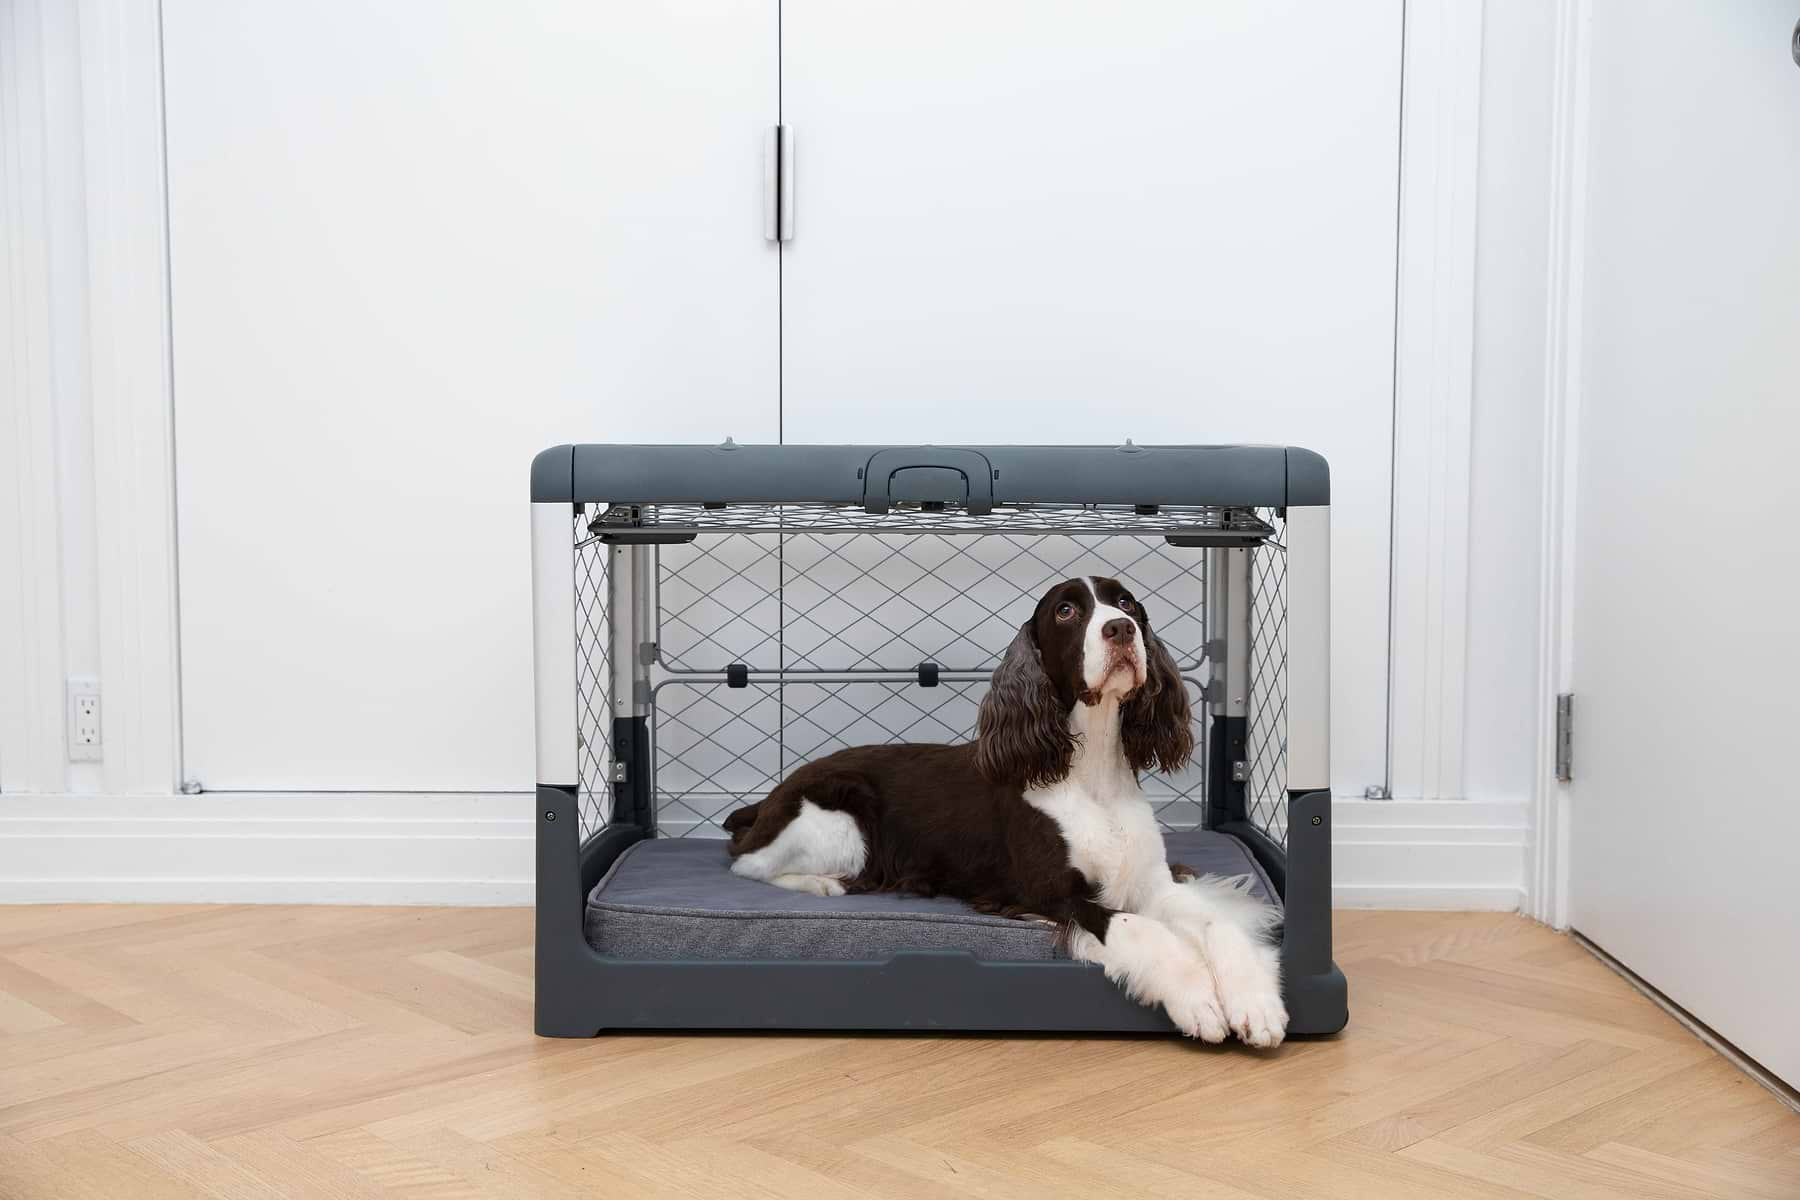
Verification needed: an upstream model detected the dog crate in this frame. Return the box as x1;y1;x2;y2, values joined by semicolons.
532;443;1345;1036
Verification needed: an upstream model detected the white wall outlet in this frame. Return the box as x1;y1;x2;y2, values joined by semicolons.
67;677;102;762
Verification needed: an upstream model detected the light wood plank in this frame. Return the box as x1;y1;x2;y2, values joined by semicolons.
0;906;1790;1199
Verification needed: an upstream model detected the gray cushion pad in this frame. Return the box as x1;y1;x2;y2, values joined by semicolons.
583;830;1280;963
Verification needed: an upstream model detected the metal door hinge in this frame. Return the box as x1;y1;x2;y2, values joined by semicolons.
611;761;629;784
1555;693;1574;782
1231;760;1248;783
764;125;794;242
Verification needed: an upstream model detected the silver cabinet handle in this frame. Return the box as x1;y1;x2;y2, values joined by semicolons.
763;126;780;241
764;125;793;243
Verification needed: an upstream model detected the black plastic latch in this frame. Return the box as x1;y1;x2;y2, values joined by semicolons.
726;664;749;689
1135;503;1160;515
917;661;940;688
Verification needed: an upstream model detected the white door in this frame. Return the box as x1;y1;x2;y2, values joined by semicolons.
1569;1;1800;1087
779;0;1403;796
165;1;779;790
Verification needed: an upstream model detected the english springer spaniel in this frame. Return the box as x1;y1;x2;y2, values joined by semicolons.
723;576;1288;1046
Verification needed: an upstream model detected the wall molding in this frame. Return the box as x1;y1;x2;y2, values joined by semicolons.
1525;0;1592;930
1;793;1523;910
1386;0;1485;803
0;0;182;798
79;0;184;795
0;0;75;794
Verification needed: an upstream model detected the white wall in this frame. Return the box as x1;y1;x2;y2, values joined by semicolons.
1464;0;1555;810
3;0;1562;908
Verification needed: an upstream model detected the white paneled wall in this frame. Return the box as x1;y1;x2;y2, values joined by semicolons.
3;0;1559;907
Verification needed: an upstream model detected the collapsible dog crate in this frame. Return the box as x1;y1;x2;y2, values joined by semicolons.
531;443;1346;1036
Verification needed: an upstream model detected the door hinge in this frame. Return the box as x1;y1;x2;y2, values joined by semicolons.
1555;693;1574;782
764;125;794;243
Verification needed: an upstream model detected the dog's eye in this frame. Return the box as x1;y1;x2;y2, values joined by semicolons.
1055;602;1077;621
1118;597;1136;613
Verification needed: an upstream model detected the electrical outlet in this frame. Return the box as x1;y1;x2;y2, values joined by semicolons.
67;677;101;762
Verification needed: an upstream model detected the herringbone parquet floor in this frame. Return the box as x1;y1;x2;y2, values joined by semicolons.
0;906;1793;1198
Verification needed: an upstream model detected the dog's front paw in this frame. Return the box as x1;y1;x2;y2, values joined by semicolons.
1166;966;1229;1043
1224;988;1287;1048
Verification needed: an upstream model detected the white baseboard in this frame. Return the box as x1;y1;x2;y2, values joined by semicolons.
1331;798;1528;910
0;793;536;905
0;793;1528;910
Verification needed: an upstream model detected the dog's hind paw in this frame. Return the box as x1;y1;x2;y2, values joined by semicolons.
770;873;847;897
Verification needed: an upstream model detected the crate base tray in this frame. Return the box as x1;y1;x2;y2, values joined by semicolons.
583;829;1280;964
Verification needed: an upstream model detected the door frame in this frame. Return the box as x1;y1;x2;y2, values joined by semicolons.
1523;0;1592;929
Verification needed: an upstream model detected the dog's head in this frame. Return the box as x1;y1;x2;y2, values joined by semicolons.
975;576;1193;788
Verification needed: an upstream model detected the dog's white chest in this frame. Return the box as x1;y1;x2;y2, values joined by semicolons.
1026;781;1163;909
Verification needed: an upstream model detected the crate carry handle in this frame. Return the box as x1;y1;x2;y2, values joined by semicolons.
862;448;996;516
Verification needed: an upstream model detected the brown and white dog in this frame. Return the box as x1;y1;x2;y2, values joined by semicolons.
723;576;1288;1046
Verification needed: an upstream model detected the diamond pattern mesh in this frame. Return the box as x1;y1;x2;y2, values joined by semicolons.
1246;509;1289;845
574;515;613;841
647;530;1211;836
658;532;1209;674
569;509;1291;846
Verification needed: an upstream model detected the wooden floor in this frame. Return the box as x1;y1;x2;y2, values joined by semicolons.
0;908;1794;1199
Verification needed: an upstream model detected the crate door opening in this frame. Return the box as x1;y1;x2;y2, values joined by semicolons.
637;525;1222;838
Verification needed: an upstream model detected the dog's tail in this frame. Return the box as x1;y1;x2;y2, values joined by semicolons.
721;799;761;844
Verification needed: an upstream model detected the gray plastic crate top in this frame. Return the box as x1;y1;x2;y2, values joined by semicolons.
530;442;1330;508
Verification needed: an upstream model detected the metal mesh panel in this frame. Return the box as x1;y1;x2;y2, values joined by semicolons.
568;504;1292;846
1246;509;1288;845
574;515;613;840
655;533;783;673
657;532;1209;674
642;528;1214;837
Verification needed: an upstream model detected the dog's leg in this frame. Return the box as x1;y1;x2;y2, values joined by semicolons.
1144;878;1286;1047
728;798;867;893
1066;901;1228;1043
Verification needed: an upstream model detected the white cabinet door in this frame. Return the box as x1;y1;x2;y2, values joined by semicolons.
1569;1;1800;1088
780;0;1402;795
165;1;779;791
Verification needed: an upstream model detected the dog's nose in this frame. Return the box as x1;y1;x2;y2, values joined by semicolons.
1101;618;1135;644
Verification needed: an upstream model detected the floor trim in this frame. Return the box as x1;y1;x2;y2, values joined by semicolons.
1;793;1527;910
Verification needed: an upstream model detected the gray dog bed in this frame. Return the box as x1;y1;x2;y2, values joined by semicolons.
583;829;1280;963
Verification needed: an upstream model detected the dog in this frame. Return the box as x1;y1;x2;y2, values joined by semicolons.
722;576;1288;1046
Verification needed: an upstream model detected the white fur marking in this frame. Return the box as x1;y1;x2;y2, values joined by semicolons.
1148;876;1288;1047
1080;583;1145;696
1028;686;1288;1046
730;799;867;888
769;873;848;897
1068;913;1227;1042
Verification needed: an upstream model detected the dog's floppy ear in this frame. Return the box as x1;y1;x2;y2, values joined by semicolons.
1122;628;1194;774
976;621;1074;788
